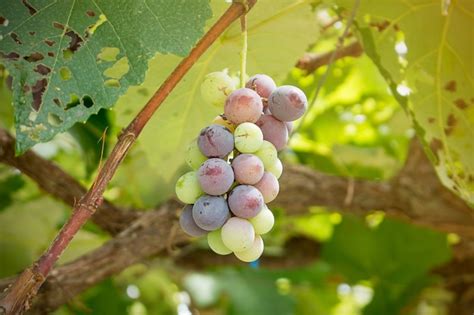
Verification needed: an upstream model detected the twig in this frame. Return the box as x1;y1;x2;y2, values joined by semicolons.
0;1;257;314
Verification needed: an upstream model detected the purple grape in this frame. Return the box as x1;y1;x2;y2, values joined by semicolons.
198;124;234;158
256;114;288;151
228;185;264;219
268;85;307;121
198;158;234;195
245;74;276;99
254;172;279;203
224;88;263;124
193;195;230;231
179;205;208;237
231;154;264;185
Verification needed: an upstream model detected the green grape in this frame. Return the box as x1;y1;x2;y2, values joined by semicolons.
254;140;278;169
234;235;264;262
249;206;274;235
185;139;207;170
208;229;232;255
266;158;283;179
175;171;203;204
200;70;237;108
221;217;255;252
234;122;264;153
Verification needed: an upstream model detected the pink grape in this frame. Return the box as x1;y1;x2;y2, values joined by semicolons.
285;121;293;134
268;85;307;121
193;195;230;231
231;154;264;185
245;74;276;99
198;124;234;158
179;205;208;237
256;114;288;151
254;172;279;203
198;158;234;195
224;88;263;124
228;185;264;219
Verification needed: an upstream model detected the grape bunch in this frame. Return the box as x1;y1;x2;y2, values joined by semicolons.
175;72;307;262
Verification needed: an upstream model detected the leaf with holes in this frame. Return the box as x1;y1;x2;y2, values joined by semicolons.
113;0;320;207
332;0;474;204
0;0;211;153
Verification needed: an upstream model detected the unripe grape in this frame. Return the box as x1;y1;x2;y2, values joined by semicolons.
180;205;208;237
267;158;283;179
185;139;207;170
234;235;264;262
254;171;279;203
198;124;234;158
208;229;232;255
197;158;234;195
193;195;230;231
212;114;235;132
224;88;263;124
249;206;274;235
228;185;264;219
256;114;288;151
221;217;255;252
268;85;308;122
254;140;278;170
234;122;263;153
175;171;203;204
245;74;277;99
231;154;264;185
201;70;237;107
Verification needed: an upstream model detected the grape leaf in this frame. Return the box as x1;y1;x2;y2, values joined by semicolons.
333;0;474;204
0;0;211;153
113;0;320;207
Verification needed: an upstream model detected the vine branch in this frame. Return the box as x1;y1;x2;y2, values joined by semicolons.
0;1;257;314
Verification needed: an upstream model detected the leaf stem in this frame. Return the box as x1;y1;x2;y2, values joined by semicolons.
0;1;257;313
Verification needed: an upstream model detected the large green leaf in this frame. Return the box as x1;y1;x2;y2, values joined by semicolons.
113;0;320;207
0;0;211;153
322;216;452;315
334;0;474;204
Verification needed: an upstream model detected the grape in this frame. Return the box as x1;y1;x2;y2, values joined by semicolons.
224;88;263;124
212;114;235;132
256;114;288;151
221;217;255;252
192;195;230;231
228;185;264;218
234;122;263;153
245;74;276;99
198;158;234;195
254;171;279;203
208;229;232;255
185;139;207;170
198;124;234;158
285;121;293;134
249;206;274;235
175;171;203;204
234;235;264;262
201;70;237;107
268;85;308;121
231;154;264;185
267;158;283;179
254;140;278;169
179;205;208;237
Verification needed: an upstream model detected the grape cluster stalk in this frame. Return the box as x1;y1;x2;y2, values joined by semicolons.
176;72;307;262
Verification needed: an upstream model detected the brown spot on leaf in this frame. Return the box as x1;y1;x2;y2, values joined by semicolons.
10;33;22;44
53;98;61;107
53;22;65;30
393;24;400;31
31;79;47;111
444;80;456;92
370;20;390;32
24;52;44;62
454;98;469;110
0;16;5;25
47;52;54;57
29;31;35;36
86;10;96;17
0;52;20;60
34;64;51;75
64;30;83;53
22;0;37;15
23;84;30;93
44;39;55;47
428;117;435;124
430;138;443;156
444;114;457;135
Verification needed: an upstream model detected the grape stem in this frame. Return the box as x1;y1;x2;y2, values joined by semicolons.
239;1;249;88
291;0;361;138
0;1;257;314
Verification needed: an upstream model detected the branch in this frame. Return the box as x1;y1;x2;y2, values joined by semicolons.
0;129;137;235
0;2;257;314
295;41;363;73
